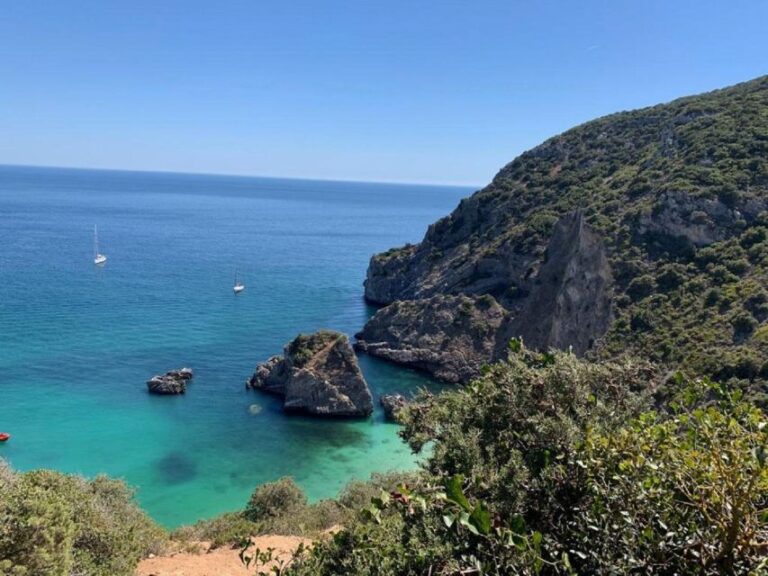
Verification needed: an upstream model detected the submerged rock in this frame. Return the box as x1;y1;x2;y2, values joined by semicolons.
380;394;408;422
248;330;373;417
355;294;507;383
147;368;194;395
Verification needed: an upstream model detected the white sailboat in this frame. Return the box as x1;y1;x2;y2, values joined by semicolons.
233;270;245;294
93;225;107;265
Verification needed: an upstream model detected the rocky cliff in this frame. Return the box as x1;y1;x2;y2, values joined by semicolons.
355;294;507;383
248;330;373;417
360;76;768;394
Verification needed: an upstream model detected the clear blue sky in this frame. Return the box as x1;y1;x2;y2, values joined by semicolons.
1;1;766;186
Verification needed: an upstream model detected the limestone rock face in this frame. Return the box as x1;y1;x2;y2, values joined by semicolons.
247;331;373;417
500;210;613;356
147;368;194;395
633;190;766;255
363;195;534;307
355;294;508;383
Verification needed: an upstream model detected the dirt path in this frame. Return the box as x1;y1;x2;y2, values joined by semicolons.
136;535;310;576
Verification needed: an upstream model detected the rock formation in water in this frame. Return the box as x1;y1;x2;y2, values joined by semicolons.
359;76;768;393
147;368;194;395
247;330;373;417
379;394;408;422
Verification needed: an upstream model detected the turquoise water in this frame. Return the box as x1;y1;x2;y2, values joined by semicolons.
0;165;469;527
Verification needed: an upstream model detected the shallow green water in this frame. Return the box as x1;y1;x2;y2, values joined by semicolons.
0;165;469;527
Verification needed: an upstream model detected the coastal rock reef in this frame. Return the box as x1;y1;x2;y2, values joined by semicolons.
359;75;768;399
247;330;373;417
147;368;194;395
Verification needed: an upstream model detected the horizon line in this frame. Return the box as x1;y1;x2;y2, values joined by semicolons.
0;162;483;190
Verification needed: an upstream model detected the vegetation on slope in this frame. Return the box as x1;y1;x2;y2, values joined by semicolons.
279;346;768;575
0;464;166;576
170;472;419;550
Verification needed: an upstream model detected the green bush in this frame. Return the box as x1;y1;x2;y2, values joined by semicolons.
573;381;768;573
626;274;656;300
0;464;166;576
245;477;307;522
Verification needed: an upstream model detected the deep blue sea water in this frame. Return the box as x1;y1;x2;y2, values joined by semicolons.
0;165;470;527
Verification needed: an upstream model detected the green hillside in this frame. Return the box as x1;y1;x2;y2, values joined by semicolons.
365;76;768;402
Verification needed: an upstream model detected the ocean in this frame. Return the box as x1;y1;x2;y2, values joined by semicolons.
0;165;471;527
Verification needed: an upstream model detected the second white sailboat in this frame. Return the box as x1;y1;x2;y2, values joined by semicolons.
93;225;107;265
233;269;245;294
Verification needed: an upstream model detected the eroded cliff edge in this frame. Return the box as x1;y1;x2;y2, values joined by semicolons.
358;210;613;382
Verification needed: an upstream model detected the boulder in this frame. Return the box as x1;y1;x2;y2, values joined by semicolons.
633;190;766;254
147;368;194;395
248;331;373;417
380;394;408;422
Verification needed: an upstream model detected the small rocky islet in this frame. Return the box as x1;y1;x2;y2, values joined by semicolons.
247;330;374;417
146;368;194;395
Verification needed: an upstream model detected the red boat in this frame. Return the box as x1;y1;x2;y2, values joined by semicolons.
0;433;10;442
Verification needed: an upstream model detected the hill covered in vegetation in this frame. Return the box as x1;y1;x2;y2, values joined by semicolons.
360;75;768;403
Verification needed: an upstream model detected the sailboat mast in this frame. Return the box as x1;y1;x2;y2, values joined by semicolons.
94;225;99;258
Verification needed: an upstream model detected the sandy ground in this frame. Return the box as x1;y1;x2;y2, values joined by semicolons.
136;535;311;576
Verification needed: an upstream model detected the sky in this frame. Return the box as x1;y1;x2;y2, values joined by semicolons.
1;1;767;186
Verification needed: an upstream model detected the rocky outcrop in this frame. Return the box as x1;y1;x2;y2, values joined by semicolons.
363;195;535;307
355;294;508;383
147;368;194;395
247;331;373;417
633;190;767;256
380;394;408;422
359;212;612;382
500;210;613;356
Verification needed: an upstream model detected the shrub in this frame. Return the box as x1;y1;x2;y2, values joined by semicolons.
571;381;768;573
740;226;767;248
656;265;686;291
626;274;656;300
732;312;758;342
726;257;751;276
705;287;722;307
0;465;166;576
173;513;260;549
245;477;307;522
337;471;422;511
